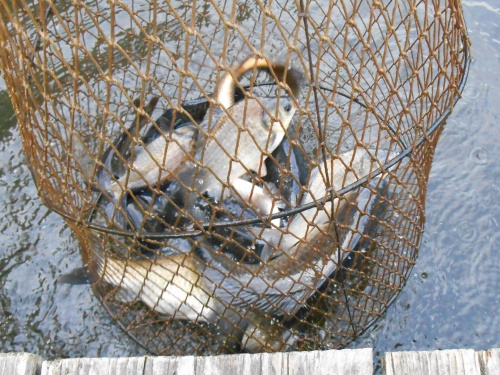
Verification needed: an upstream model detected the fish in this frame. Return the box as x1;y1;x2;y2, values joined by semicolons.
96;91;224;192
197;148;392;316
95;249;214;320
180;56;304;221
258;149;385;259
106;124;198;199
89;149;391;352
96;96;160;190
181;96;296;220
91;241;249;352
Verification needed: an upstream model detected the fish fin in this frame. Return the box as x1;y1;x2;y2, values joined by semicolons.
58;267;91;285
103;191;129;230
259;163;268;177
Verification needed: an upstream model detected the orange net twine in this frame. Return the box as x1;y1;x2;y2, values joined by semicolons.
0;0;469;354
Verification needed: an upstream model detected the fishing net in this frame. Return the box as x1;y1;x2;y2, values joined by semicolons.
0;0;469;355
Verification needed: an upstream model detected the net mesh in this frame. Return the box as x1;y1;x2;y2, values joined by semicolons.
0;0;469;354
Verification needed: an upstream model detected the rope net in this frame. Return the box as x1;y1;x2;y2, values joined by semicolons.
0;0;469;354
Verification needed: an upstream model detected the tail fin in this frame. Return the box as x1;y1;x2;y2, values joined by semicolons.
216;56;304;109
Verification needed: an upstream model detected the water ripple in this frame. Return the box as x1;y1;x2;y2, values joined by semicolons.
455;219;478;243
469;146;489;165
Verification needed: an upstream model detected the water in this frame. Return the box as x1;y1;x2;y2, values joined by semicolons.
0;0;499;367
350;0;500;368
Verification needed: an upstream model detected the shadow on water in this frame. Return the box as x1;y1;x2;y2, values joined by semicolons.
0;90;16;140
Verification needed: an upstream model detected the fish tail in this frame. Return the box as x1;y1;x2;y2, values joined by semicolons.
216;56;304;109
101;188;129;231
58;267;91;285
212;308;249;353
86;238;123;284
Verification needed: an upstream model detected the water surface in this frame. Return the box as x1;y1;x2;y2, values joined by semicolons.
351;1;500;369
0;0;498;366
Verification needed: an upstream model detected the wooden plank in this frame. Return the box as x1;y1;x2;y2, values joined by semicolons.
477;348;500;375
193;353;256;375
0;353;42;375
146;353;265;375
287;349;373;375
145;348;372;375
383;349;481;375
6;347;500;375
41;357;146;375
144;355;196;375
40;349;372;375
259;351;286;375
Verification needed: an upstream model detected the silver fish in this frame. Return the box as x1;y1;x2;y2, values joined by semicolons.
91;149;390;352
182;96;296;216
95;249;216;321
259;149;385;258
199;148;391;315
106;124;197;199
97;96;160;189
181;56;303;218
92;242;271;352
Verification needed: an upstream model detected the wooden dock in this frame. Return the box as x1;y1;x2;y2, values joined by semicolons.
1;348;498;374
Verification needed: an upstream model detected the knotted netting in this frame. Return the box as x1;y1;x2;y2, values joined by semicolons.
0;0;469;354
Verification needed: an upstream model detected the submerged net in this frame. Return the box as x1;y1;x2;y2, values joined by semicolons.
0;0;469;354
